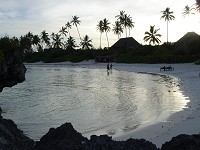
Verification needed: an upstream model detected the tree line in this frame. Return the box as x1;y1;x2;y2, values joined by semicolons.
0;1;200;64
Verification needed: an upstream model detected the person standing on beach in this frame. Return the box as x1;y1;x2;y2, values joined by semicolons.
107;63;110;71
110;63;112;70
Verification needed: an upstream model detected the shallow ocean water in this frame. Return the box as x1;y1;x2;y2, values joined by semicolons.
0;64;188;140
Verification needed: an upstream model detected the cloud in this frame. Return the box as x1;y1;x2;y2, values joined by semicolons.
0;0;199;47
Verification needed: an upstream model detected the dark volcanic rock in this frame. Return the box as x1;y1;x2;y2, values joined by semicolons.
0;50;26;92
36;122;159;150
161;134;200;150
0;109;35;150
0;61;26;92
35;122;88;150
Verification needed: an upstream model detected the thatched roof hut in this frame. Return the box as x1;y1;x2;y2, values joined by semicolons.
175;32;200;52
110;37;141;50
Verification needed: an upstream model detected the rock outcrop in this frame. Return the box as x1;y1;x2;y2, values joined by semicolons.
35;122;158;150
0;107;35;150
0;50;26;92
161;134;200;150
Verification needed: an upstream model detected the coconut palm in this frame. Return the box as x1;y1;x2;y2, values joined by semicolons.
80;35;93;50
196;0;200;12
102;18;111;48
20;35;33;53
65;36;77;50
32;35;40;52
23;32;33;52
144;25;161;45
59;26;68;38
115;11;134;37
71;15;81;40
127;16;135;37
52;33;63;49
65;22;72;37
115;10;126;23
112;21;123;39
96;20;104;49
182;5;195;17
40;30;50;49
161;7;175;43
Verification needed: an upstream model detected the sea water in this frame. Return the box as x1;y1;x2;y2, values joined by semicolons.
0;64;187;140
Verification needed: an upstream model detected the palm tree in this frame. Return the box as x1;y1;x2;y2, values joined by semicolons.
23;32;33;53
182;5;195;17
40;30;50;50
102;18;111;48
116;10;126;36
115;10;126;23
112;21;123;39
96;20;104;49
126;15;134;37
196;0;200;12
161;7;175;43
115;11;134;37
52;33;63;49
32;35;40;52
65;22;72;37
59;26;68;38
20;35;32;53
144;25;161;45
65;36;77;50
80;35;93;50
71;15;81;40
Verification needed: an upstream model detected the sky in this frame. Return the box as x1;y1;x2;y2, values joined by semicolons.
0;0;199;48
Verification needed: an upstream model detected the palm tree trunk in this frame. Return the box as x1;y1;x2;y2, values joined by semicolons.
100;33;102;49
68;28;70;38
167;20;168;43
106;32;109;48
76;25;81;40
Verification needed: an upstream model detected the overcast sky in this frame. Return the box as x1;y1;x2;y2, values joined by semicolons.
0;0;199;48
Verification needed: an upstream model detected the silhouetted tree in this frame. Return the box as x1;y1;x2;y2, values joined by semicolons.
144;25;161;45
182;5;195;17
65;36;77;50
112;21;123;39
161;7;175;43
102;18;111;48
80;35;93;50
59;26;68;44
65;22;72;37
52;33;63;49
71;15;81;40
96;20;104;49
32;35;41;52
196;0;200;12
115;10;134;37
40;30;50;50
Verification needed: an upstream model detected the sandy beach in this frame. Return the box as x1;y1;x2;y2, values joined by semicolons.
26;61;200;148
69;61;200;148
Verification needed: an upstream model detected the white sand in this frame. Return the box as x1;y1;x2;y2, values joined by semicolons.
26;61;200;148
77;61;200;148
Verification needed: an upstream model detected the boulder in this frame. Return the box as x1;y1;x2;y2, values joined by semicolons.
0;117;35;150
161;134;200;150
36;122;159;150
35;122;88;150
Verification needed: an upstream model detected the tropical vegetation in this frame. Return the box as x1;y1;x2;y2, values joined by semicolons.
0;3;200;65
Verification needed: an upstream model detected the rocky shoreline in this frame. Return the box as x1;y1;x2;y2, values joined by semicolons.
1;54;200;149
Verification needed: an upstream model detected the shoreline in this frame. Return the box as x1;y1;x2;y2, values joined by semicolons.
24;61;200;147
